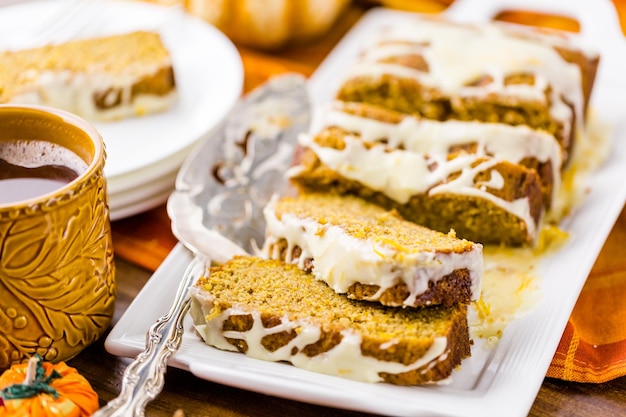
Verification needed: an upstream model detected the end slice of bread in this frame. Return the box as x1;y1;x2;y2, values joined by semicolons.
190;255;471;385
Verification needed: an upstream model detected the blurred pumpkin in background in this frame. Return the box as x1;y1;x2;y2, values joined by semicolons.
184;0;351;49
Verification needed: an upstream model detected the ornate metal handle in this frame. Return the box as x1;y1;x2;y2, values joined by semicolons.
96;75;311;416
93;256;207;417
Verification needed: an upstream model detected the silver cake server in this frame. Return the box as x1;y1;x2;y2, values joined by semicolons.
94;74;311;417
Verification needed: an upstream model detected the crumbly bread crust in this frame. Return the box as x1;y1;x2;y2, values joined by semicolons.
0;31;176;120
495;22;599;112
348;270;472;308
270;236;474;306
190;256;471;385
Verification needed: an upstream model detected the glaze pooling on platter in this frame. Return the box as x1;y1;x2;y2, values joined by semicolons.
471;246;544;347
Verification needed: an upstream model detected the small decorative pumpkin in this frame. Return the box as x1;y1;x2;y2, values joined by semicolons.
0;355;99;417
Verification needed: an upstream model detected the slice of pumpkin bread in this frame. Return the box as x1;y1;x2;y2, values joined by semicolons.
335;16;599;165
0;31;176;121
262;192;482;308
288;114;544;246
190;255;471;385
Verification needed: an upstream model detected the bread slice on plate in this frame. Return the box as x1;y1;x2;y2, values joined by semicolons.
0;31;177;121
190;255;471;385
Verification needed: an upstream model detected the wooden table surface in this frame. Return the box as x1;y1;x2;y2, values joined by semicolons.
66;2;626;416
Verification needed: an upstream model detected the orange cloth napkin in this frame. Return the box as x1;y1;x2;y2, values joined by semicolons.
547;207;626;383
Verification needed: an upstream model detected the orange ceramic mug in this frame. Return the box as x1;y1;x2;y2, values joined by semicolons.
0;104;116;369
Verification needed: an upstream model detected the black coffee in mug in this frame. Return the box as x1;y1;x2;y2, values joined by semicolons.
0;140;87;204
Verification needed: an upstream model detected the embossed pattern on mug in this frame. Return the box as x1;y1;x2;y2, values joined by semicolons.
0;164;115;368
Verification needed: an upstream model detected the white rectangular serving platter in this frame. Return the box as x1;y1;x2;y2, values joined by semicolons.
106;1;626;416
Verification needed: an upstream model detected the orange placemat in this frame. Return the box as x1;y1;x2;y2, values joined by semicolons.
547;207;626;383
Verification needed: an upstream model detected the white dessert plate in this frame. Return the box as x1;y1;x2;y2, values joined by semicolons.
105;137;198;196
106;137;198;219
106;1;626;416
0;0;244;195
108;167;177;221
108;166;177;210
109;187;173;222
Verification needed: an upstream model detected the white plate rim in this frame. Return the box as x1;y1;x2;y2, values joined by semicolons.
109;187;173;222
105;1;626;416
107;166;177;209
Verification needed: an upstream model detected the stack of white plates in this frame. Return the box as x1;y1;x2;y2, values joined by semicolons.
105;136;202;221
0;0;244;221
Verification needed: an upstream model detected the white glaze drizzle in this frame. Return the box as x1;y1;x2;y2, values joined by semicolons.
345;20;584;144
318;103;562;163
261;196;483;305
297;132;538;238
314;102;562;199
9;69;176;122
190;291;449;383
